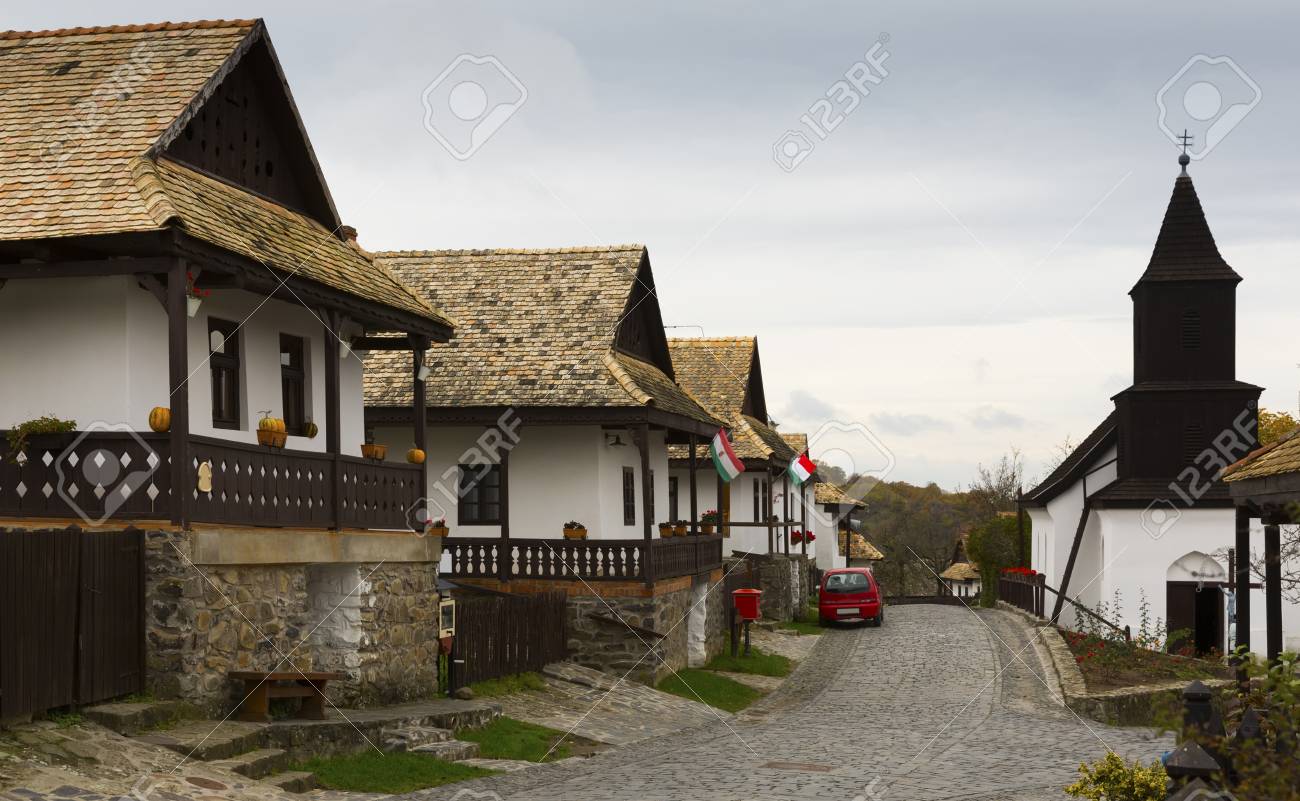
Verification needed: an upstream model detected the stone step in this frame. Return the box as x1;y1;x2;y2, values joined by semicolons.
134;720;267;762
409;739;480;761
210;747;290;779
83;699;199;735
269;770;318;793
381;725;453;752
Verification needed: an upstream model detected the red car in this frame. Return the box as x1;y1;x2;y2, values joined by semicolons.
818;568;883;626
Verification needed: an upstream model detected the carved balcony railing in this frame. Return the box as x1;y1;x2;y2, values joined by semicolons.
445;533;724;584
0;431;421;532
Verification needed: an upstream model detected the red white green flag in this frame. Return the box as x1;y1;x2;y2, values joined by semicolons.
788;451;815;485
710;428;745;482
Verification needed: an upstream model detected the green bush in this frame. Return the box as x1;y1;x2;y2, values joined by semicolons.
966;515;1020;607
6;415;76;458
1064;752;1166;801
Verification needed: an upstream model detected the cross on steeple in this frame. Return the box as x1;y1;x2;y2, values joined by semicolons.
1177;129;1192;175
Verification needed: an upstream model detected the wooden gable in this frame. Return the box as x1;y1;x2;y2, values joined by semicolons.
741;341;768;421
613;253;675;379
157;26;339;229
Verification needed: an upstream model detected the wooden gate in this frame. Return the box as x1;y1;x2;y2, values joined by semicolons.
449;590;568;690
0;529;144;718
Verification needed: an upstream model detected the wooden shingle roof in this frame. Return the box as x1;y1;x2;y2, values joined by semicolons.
363;247;719;424
839;532;884;561
0;19;449;327
815;482;864;507
940;561;980;581
1134;173;1241;287
781;432;808;454
1223;428;1300;483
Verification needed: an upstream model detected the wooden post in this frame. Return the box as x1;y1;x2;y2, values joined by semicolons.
412;343;428;529
717;469;726;539
498;430;511;583
688;433;698;536
1265;520;1282;663
765;468;775;554
800;484;807;557
1234;506;1251;676
166;259;189;528
323;314;342;529
639;423;652;542
782;470;790;556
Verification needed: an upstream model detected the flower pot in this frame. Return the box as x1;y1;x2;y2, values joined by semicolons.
563;527;588;540
427;526;449;538
271;432;287;448
186;296;202;318
658;525;673;538
701;523;716;535
672;525;687;537
256;429;277;447
361;443;387;461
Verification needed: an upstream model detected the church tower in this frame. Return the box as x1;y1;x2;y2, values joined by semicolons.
1113;153;1261;490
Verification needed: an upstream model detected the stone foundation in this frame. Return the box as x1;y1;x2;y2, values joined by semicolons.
732;553;815;622
145;528;442;714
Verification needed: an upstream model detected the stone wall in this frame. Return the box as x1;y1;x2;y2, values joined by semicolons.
145;529;441;714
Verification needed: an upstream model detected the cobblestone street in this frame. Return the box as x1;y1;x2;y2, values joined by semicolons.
407;605;1173;801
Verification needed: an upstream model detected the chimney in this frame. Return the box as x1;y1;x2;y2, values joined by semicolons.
339;225;358;243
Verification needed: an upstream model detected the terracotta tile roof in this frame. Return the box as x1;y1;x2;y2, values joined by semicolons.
136;157;447;325
0;19;255;240
363;247;719;424
1135;173;1241;286
815;482;864;507
1222;427;1300;483
940;561;980;581
0;19;450;327
840;531;884;561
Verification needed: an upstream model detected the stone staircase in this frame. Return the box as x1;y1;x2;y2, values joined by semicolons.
86;698;501;794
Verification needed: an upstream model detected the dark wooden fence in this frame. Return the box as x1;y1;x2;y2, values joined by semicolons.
999;572;1046;618
444;534;724;584
0;529;144;718
448;590;568;690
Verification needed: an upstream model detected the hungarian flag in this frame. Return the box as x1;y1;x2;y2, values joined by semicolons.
788;451;815;485
710;428;745;482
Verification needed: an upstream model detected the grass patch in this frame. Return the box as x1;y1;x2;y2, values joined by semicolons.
297;752;497;793
704;648;792;677
468;672;547;698
48;712;82;728
776;618;824;636
656;669;763;713
457;716;572;762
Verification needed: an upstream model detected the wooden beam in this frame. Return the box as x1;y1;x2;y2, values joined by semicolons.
135;274;167;309
783;470;790;556
499;432;511;583
413;347;428;529
1234;506;1251;680
0;257;172;280
323;313;342;529
1050;501;1092;624
1265;522;1282;663
800;484;807;557
688;434;698;536
350;336;413;351
766;468;775;554
166;259;190;528
639;423;652;544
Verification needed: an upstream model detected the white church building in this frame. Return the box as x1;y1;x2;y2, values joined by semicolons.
1024;155;1298;657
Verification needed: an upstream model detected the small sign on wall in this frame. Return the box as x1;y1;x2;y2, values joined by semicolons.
438;598;456;638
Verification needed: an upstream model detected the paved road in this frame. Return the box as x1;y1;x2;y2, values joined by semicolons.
406;604;1173;801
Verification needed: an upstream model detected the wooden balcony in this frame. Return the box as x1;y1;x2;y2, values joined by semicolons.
0;431;422;531
445;533;724;584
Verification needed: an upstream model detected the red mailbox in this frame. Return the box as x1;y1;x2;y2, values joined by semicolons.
732;588;762;621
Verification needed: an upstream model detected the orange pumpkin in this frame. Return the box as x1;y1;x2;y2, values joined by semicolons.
258;415;277;432
406;448;426;464
148;406;171;433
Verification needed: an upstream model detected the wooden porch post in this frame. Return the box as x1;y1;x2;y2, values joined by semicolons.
765;467;775;554
412;343;428;529
782;470;790;556
498;431;511;583
1233;506;1251;673
639;423;652;542
166;259;190;528
688;433;698;536
1265;519;1282;663
323;314;342;529
717;469;726;539
800;484;807;557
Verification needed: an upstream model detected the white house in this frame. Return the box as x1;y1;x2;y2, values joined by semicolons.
0;18;452;710
665;337;802;557
1023;156;1299;657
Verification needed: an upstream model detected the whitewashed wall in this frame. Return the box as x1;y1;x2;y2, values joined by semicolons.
0;278;366;455
811;503;847;569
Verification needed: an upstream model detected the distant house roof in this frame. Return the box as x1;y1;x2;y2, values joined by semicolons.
1022;411;1118;506
1223;428;1300;483
940;562;980;581
667;337;795;464
1133;173;1241;289
840;531;884;561
363;247;719;427
0;19;449;329
815;482;864;507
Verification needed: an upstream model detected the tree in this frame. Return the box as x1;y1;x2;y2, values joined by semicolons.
1258;407;1299;447
865;481;976;597
967;448;1024;517
966;514;1021;607
814;460;847;485
1045;434;1076;473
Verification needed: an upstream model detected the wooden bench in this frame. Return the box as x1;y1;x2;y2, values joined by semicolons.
228;671;345;723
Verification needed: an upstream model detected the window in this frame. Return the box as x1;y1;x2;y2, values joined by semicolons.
458;464;502;525
668;476;679;522
622;467;636;526
1180;309;1202;350
209;318;240;429
1183;423;1205;465
279;334;306;435
753;478;769;521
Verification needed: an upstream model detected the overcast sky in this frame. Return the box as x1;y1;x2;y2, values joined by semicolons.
18;1;1299;489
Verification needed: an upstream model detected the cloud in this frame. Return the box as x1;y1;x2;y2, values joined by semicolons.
783;389;836;424
869;412;951;437
969;405;1027;430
